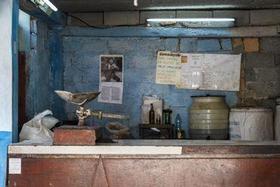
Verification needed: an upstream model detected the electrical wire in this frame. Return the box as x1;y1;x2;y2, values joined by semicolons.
67;14;146;29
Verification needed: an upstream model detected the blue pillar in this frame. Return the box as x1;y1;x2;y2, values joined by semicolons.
12;0;19;143
0;132;12;187
0;0;19;186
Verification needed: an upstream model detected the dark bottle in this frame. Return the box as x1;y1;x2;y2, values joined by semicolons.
149;103;155;124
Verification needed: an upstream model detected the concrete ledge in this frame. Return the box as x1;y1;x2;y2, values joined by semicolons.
9;145;182;155
61;25;280;38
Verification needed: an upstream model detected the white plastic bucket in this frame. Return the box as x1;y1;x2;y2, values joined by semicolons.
229;108;273;141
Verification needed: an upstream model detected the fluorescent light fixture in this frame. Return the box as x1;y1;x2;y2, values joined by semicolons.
33;0;58;12
147;18;235;22
133;0;138;7
142;5;238;10
42;0;58;11
146;18;235;28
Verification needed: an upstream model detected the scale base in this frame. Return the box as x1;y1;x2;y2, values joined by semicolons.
53;125;99;145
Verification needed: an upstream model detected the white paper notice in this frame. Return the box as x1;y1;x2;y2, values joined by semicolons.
177;54;204;89
156;51;181;85
98;55;124;104
9;158;21;174
177;53;241;91
202;54;241;91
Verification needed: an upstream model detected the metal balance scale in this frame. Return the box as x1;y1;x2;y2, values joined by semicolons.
54;90;129;145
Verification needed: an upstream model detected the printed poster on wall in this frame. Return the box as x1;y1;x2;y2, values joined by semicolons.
98;55;124;104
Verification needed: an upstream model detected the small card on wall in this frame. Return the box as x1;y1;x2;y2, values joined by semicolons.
9;158;21;174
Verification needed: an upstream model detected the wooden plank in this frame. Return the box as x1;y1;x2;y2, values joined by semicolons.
102;158;280;187
115;139;280;146
9;158;100;187
8;156;280;187
182;145;280;155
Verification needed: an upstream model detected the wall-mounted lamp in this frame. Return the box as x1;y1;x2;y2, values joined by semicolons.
133;0;138;7
42;0;58;11
32;0;58;14
146;18;235;28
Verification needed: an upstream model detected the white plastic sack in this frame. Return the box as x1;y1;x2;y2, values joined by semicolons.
19;110;59;144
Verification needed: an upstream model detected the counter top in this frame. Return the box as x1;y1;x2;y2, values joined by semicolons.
113;139;280;146
8;140;280;158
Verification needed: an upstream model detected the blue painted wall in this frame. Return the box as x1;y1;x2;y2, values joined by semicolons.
26;20;52;119
0;132;12;187
61;36;238;137
25;25;239;138
12;0;19;142
49;27;65;120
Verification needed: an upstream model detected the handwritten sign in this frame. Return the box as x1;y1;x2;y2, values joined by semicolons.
156;51;181;85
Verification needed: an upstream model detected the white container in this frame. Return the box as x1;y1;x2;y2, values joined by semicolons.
229;108;273;141
275;105;280;141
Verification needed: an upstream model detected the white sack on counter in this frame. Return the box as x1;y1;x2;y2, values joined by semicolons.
19;110;59;145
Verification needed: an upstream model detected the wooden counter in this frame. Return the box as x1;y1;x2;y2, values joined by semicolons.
8;140;280;187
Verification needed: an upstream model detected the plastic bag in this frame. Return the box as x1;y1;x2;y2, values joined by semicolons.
19;110;59;144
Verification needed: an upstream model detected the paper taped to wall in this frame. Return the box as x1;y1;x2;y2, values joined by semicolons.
155;51;181;85
156;51;241;91
9;158;21;174
141;96;163;124
178;53;241;91
177;54;204;89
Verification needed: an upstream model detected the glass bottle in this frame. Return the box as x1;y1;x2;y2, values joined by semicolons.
163;108;172;125
149;103;155;124
175;114;183;139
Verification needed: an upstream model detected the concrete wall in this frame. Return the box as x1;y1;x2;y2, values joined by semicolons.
242;39;280;108
67;9;280;27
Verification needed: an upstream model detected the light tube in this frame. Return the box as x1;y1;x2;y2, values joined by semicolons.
42;0;58;11
147;18;235;22
146;18;235;28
